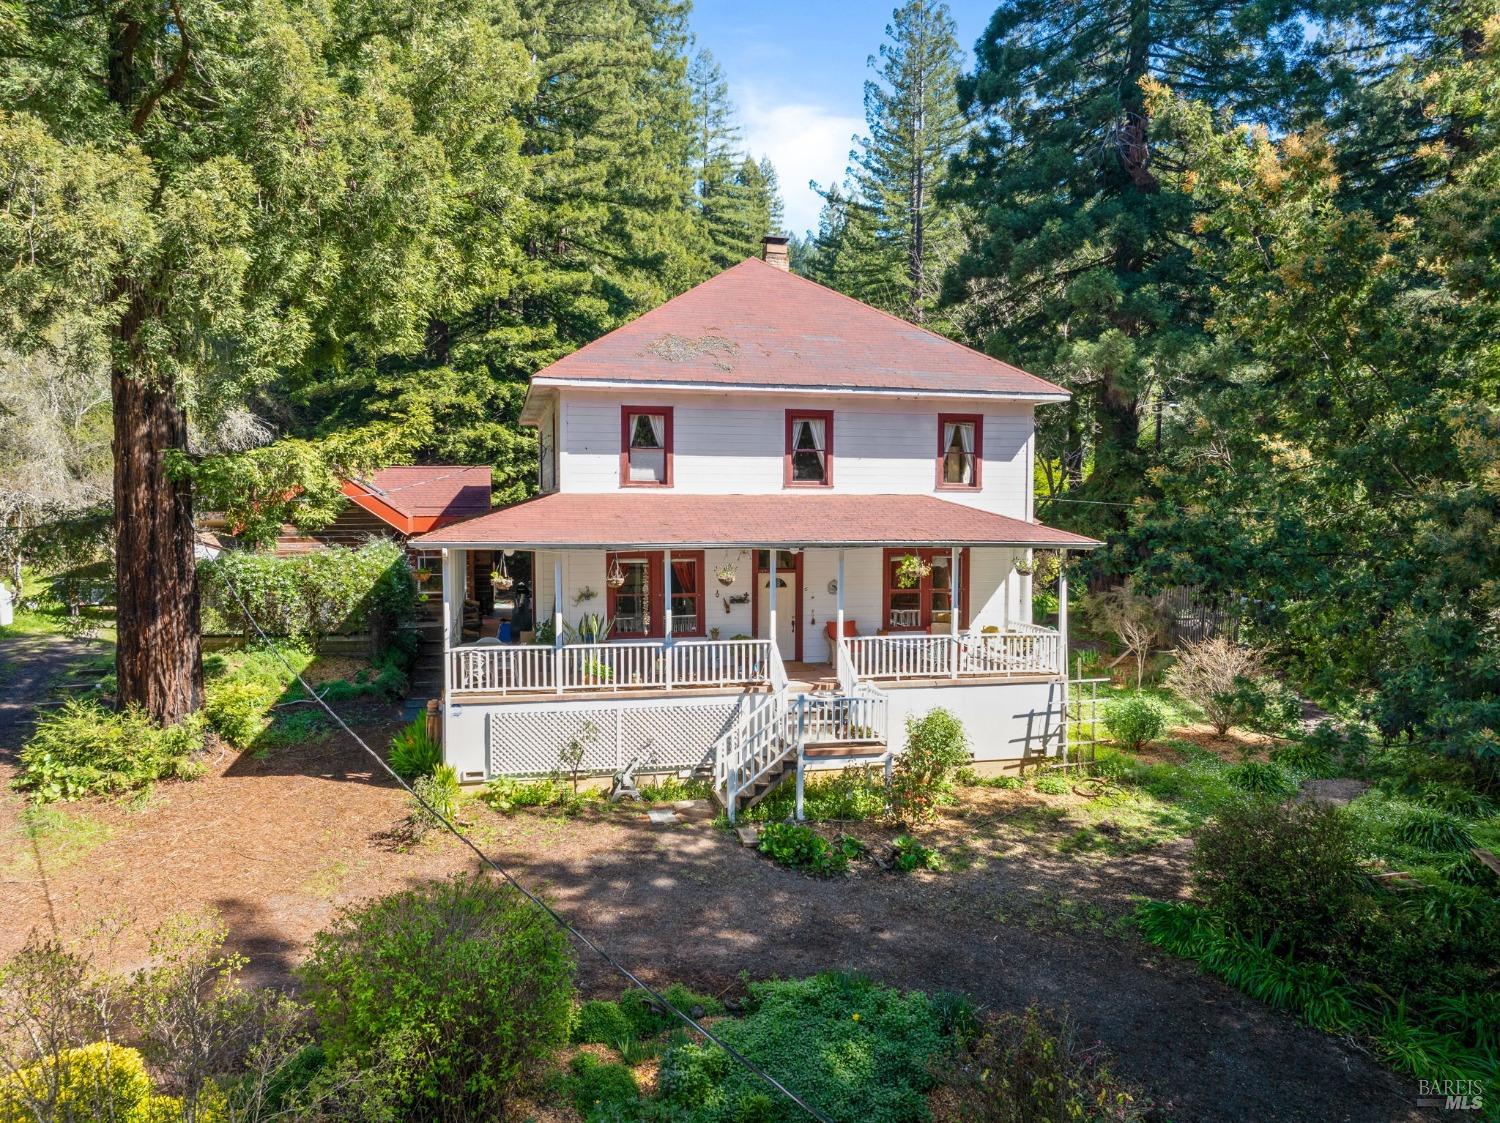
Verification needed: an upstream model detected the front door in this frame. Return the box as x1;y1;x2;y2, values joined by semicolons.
753;550;802;660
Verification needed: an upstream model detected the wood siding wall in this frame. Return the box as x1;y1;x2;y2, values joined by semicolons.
555;389;1034;520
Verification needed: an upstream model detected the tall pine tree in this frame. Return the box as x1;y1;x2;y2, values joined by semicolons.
943;0;1311;541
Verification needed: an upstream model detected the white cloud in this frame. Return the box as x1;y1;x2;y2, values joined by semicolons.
739;89;862;237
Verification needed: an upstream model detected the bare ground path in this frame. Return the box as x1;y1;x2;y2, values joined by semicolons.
0;728;1427;1123
0;630;105;769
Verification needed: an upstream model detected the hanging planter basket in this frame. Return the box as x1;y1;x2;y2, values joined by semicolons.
1013;560;1036;577
606;558;627;589
715;564;737;588
490;570;514;591
895;553;931;589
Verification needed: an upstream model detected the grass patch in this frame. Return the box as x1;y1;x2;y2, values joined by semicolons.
2;805;113;876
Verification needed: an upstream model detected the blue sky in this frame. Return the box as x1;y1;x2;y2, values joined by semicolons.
688;0;997;235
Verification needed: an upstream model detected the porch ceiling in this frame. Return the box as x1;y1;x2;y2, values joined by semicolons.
409;492;1100;551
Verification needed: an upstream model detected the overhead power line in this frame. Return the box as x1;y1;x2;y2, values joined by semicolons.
200;537;836;1123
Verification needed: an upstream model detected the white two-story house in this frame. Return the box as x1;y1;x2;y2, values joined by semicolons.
413;237;1099;819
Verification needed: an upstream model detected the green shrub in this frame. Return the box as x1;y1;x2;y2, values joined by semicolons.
0;1042;187;1123
1269;738;1338;778
18;701;206;803
757;822;848;876
935;1005;1150;1122
1226;760;1295;796
1393;806;1475;852
203;679;277;749
1032;774;1070;796
573;999;633;1045
198;540;417;642
388;716;442;780
658;973;946;1123
1227;676;1302;737
742;767;886;822
556;1054;639;1121
480;776;593;814
890;708;970;823
1191;800;1364;957
1418;782;1495;820
1104;697;1166;751
300;875;574;1119
891;835;943;872
406;765;460;843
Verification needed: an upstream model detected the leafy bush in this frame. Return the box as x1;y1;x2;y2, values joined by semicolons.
1393;806;1474;852
1226;676;1302;737
388;715;442;780
742;766;886;822
1418;782;1495;820
1162;637;1264;735
658;973;946;1123
18;701;206;802
757;822;848;876
300;875;574;1119
0;1042;191;1123
1104;696;1166;751
1269;738;1338;778
891;835;943;872
890;708;970;823
203;678;278;750
406;765;461;843
1191;800;1364;957
556;1053;639;1120
1225;760;1294;796
1032;774;1070;796
199;540;417;642
573;999;633;1045
935;1005;1149;1122
480;776;595;814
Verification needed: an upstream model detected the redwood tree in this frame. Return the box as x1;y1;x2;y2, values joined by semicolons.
0;0;533;722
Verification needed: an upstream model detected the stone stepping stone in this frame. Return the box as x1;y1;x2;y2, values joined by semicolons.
735;827;760;847
646;808;678;825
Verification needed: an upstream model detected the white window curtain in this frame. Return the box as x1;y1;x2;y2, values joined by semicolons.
792;417;827;482
629;413;667;483
944;422;974;485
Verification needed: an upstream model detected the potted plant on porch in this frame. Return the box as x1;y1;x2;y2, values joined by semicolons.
895;553;931;588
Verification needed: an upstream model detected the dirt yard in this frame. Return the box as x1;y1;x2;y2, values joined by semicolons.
0;713;1428;1123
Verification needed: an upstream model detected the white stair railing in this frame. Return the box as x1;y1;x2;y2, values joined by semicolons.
713;642;794;822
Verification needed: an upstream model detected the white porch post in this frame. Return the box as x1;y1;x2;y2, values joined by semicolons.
768;548;778;659
950;546;960;679
663;548;674;691
440;549;452;718
1058;550;1070;763
553;556;564;694
835;549;845;657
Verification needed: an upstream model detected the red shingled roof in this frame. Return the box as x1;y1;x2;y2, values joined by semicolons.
411;493;1099;550
530;259;1067;397
343;466;492;533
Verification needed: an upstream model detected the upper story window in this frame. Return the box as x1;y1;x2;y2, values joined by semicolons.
620;406;673;487
937;413;982;489
784;409;834;487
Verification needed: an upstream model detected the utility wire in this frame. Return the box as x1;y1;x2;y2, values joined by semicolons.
202;542;837;1123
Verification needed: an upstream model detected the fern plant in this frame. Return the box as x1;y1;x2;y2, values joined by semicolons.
389;716;442;780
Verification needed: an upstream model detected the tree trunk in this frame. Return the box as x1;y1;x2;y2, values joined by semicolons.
111;354;202;723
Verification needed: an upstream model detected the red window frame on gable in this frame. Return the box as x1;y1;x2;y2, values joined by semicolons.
784;409;834;488
936;413;983;490
880;548;971;633
620;406;674;488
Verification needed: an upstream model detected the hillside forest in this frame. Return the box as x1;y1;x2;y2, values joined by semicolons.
0;0;1495;769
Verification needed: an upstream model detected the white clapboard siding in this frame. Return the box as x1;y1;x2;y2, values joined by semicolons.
556;388;1033;519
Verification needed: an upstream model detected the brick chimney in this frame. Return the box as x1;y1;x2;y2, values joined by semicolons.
761;235;789;271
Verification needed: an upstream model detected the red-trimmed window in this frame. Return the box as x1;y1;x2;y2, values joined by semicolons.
620;406;673;487
606;552;662;637
784;409;834;487
881;548;970;632
936;414;982;489
667;551;706;637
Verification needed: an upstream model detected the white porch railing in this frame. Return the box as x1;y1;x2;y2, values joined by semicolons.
795;689;888;745
448;638;774;697
713;643;792;820
843;629;1061;681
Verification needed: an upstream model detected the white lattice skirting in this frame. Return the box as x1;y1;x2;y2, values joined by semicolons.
486;699;743;778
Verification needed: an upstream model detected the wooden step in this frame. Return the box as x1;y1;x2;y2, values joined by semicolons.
803;741;887;760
